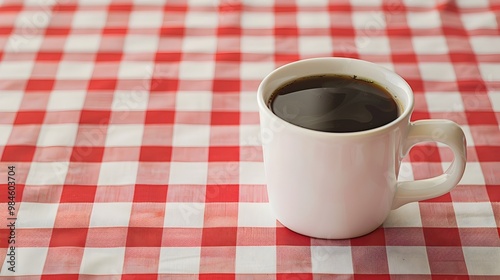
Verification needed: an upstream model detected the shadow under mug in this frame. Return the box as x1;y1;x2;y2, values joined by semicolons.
257;57;467;239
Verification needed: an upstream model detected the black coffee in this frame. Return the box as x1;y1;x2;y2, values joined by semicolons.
269;74;399;133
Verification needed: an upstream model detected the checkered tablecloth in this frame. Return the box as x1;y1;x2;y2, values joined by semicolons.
0;0;499;278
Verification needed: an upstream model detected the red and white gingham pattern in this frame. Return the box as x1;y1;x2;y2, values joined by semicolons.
0;0;499;278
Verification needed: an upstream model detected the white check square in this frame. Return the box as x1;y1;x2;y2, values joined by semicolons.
402;0;435;7
356;36;390;54
311;246;353;274
15;0;40;6
398;161;414;181
425;92;464;112
80;247;125;275
129;11;163;28
488;91;500;112
182;36;217;53
56;61;94;79
0;91;23;112
159;247;201;273
240;62;275;80
89;202;132;227
296;0;328;6
133;0;167;3
172;124;210;147
351;0;382;5
456;0;489;8
352;11;386;29
241;36;274;54
175;91;213;111
412;36;448;54
387;246;430;274
0;61;34;79
240;92;259;112
407;11;441;29
470;37;500;55
453;202;497;228
478;63;500;83
164;202;205;228
238;203;276;227
123;35;159;53
77;0;112;5
17;202;59;228
239;125;260;146
179;61;215;80
0;247;48;275
239;162;266;184
37;124;79;147
299;36;333;55
463;247;500;275
242;12;274;28
98;161;139;185
5;35;43;52
236;246;276;273
112;90;149;111
418;63;456;82
47;91;86;111
168;162;208;185
65;35;101;52
456;162;485;185
297;12;330;28
72;11;107;28
185;11;218;28
105;124;144;147
26;162;69;185
118;61;154;79
15;11;50;29
0;125;12;145
461;12;497;30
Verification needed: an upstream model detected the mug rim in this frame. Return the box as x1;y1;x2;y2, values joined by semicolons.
257;57;415;137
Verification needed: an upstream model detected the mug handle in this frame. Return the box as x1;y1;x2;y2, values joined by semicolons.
392;120;467;209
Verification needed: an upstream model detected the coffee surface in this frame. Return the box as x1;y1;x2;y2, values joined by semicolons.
270;75;399;133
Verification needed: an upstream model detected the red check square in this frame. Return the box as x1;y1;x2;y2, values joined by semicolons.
145;110;175;124
211;112;240;125
15;111;45;125
150;79;178;92
79;110;111;125
208;146;239;161
205;184;239;203
466;111;498;125
70;146;104;162
25;79;54;91
213;79;239;92
126;227;163;247
423;227;462;246
87;79;117;91
133;185;168;203
60;185;97;203
139;146;172;162
201;227;237;246
49;228;88;247
475;146;500;162
2;145;36;161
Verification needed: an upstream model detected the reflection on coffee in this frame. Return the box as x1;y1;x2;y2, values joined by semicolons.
269;74;399;133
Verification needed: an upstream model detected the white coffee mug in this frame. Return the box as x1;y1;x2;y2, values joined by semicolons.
257;57;467;239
